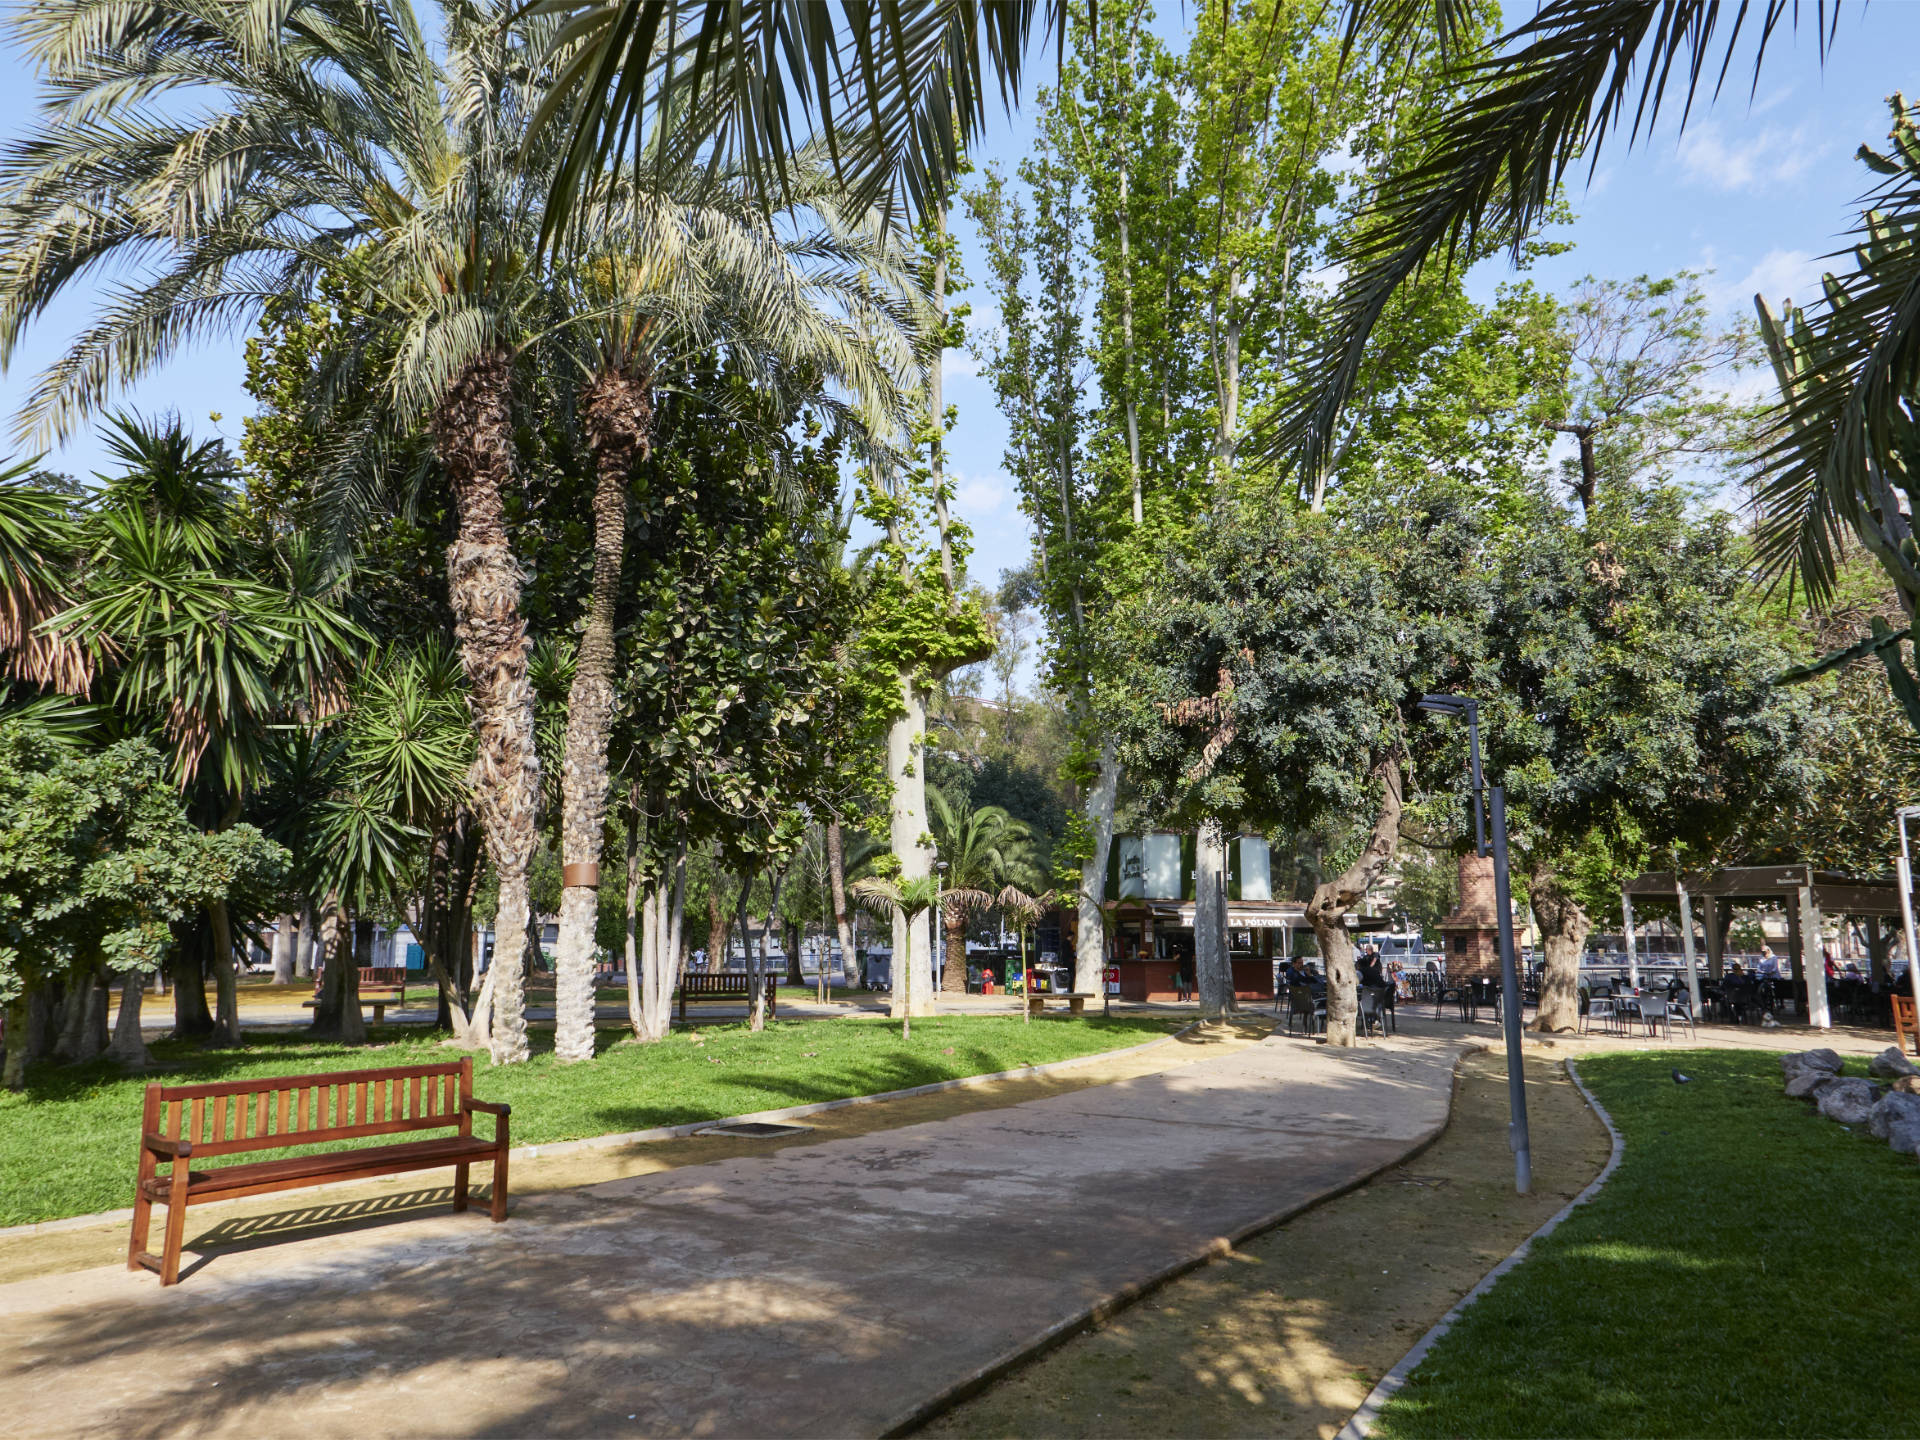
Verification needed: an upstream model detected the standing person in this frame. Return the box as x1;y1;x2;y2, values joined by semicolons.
1758;946;1780;979
1174;962;1193;1003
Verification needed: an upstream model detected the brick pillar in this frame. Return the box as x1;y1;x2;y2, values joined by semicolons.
1438;851;1501;982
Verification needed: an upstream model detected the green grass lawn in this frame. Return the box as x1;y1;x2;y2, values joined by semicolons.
0;1013;1177;1228
1372;1050;1920;1438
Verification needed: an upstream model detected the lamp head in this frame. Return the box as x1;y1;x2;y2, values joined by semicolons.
1418;693;1468;717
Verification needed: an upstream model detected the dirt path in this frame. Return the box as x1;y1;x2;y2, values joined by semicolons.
921;1051;1611;1440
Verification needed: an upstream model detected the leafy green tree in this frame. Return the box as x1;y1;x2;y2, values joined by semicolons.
1278;0;1896;501
1101;487;1487;1035
0;727;283;1086
1542;272;1756;512
611;379;867;1040
1479;484;1822;1030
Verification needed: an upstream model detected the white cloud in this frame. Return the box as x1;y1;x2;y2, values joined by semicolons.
953;470;1011;517
1675;121;1823;192
1720;247;1827;311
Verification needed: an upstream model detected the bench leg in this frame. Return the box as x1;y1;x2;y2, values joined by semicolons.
453;1161;470;1213
159;1165;190;1286
372;1002;386;1025
128;1154;155;1271
490;1150;509;1222
1069;997;1086;1016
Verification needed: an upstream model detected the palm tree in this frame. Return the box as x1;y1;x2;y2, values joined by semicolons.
848;872;958;1036
927;788;1036;994
539;2;1067;238
1754;93;1920;697
0;0;573;1064
545;168;922;1063
995;883;1056;1025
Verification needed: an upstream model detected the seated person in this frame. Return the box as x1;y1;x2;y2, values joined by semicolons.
1357;949;1386;989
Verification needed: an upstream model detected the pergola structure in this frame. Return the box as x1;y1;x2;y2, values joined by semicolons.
1621;864;1907;1030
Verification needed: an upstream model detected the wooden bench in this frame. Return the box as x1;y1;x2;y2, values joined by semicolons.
1896;994;1918;1057
1026;991;1095;1016
129;1058;509;1286
302;966;409;1023
677;971;778;1020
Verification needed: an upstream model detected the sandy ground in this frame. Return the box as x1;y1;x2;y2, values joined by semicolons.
922;1049;1612;1440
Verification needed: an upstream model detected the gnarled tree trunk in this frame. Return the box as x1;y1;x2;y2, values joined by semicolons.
1304;755;1404;1047
1530;858;1589;1033
635;836;687;1043
107;969;151;1068
309;901;366;1044
169;936;212;1040
1194;819;1233;1018
554;366;653;1064
435;348;539;1066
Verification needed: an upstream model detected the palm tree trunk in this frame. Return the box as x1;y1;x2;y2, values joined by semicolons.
1304;755;1404;1046
826;822;856;990
554;367;653;1064
435;348;539;1066
942;907;968;993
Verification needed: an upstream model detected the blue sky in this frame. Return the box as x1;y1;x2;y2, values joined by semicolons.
2;3;1916;611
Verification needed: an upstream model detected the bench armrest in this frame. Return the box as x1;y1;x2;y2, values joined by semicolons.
144;1134;192;1159
464;1097;511;1116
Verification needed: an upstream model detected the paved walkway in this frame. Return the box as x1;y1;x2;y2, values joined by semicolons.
0;1033;1472;1439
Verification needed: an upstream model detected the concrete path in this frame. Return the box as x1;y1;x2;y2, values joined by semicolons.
0;1033;1471;1440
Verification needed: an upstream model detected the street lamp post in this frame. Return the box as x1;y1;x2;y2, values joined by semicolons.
1895;808;1920;1022
1418;694;1533;1195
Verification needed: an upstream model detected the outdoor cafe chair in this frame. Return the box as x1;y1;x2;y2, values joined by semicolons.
1665;991;1697;1039
1635;995;1670;1039
1285;984;1325;1038
1358;987;1390;1038
1580;993;1619;1036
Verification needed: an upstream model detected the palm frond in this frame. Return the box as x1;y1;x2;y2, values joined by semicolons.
535;0;1064;244
1751;94;1920;610
1273;0;1838;481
